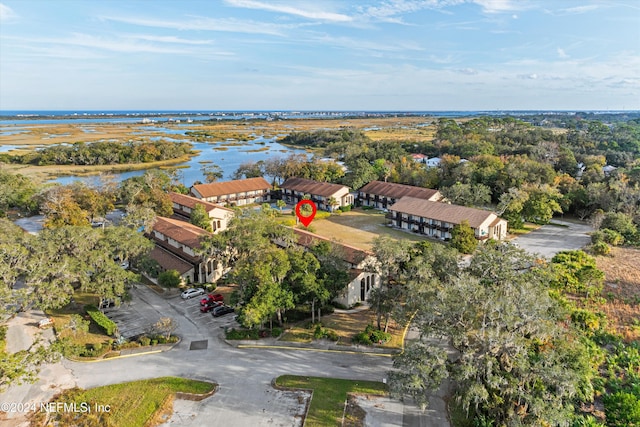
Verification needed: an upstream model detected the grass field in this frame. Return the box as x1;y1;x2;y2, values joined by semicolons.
33;377;216;427
274;375;387;427
310;208;428;251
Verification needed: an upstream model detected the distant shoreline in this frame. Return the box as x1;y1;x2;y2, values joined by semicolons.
3;109;638;119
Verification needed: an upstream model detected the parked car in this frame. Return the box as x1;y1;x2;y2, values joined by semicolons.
212;305;234;317
200;301;223;313
181;288;205;299
100;299;116;310
38;317;54;329
199;293;224;306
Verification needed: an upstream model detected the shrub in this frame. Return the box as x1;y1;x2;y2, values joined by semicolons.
52;337;83;357
312;324;339;341
353;332;372;345
368;328;391;344
79;342;110;358
362;205;374;210
603;391;640;427
601;212;637;240
592;229;625;246
590;241;611;256
325;330;339;341
271;327;283;338
339;204;352;212
313;324;324;339
139;336;151;346
225;328;260;340
84;305;118;336
601;228;625;245
315;211;331;220
352;324;391;345
158;270;182;288
571;309;603;332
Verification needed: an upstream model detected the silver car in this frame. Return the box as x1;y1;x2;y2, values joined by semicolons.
181;288;205;299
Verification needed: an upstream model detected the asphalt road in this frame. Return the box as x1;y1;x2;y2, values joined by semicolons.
1;285;442;427
512;219;592;259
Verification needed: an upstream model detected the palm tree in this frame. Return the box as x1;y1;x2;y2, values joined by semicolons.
276;199;286;213
327;196;339;213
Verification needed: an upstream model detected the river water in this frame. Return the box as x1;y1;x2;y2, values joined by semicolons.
51;135;308;186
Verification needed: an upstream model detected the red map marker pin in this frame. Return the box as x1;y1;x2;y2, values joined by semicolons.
295;200;317;227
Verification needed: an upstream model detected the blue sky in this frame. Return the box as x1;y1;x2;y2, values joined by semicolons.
1;0;638;111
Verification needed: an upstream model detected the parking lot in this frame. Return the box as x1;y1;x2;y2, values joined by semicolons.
106;286;238;340
512;219;592;259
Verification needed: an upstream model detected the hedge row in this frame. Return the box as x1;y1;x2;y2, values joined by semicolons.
84;305;118;336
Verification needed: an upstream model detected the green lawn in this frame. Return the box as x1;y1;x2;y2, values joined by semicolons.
275;375;387;426
309;208;429;251
36;377;216;427
508;223;542;236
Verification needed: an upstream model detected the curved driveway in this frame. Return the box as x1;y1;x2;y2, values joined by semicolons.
2;284;443;426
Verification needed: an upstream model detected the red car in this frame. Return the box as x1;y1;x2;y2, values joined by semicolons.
200;293;224;306
200;301;223;313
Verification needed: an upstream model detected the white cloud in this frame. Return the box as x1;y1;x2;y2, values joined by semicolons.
309;34;424;53
225;0;353;22
456;67;479;74
557;48;568;59
359;0;464;23
0;3;17;21
521;73;538;79
100;15;290;36
558;5;600;15
124;34;214;45
5;33;233;57
472;0;522;14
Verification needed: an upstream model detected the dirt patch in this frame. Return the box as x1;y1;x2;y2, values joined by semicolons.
285;308;403;348
595;247;640;341
343;394;367;427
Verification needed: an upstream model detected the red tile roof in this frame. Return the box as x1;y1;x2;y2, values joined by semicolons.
148;246;194;274
389;197;498;228
359;181;441;201
169;192;233;213
191;177;271;199
152;217;212;249
291;228;371;266
280;177;349;197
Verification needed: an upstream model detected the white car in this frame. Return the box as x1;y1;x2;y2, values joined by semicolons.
38;317;54;329
181;288;205;299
